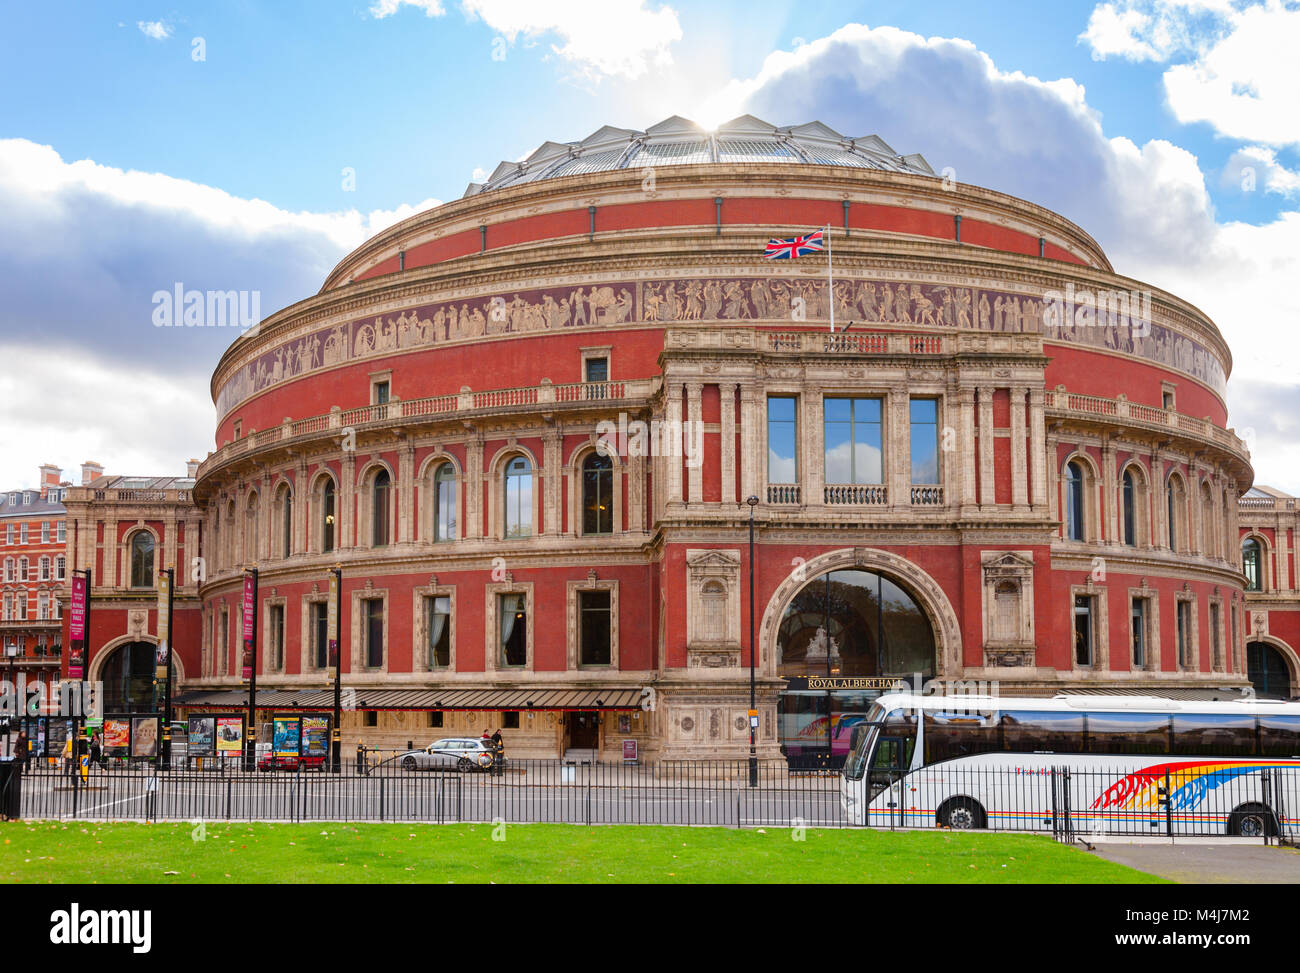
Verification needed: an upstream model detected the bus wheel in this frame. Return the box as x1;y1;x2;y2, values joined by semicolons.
1229;803;1276;837
938;798;986;830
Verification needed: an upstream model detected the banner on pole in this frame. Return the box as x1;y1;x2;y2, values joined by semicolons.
327;571;339;680
242;572;256;679
69;575;87;678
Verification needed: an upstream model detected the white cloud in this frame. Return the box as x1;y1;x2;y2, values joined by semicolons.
713;22;1300;491
368;0;445;18
0;139;441;487
1080;1;1300;146
1222;145;1300;196
136;20;173;41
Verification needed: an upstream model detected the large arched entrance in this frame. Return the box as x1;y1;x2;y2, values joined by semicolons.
1247;641;1294;699
776;567;937;768
98;641;173;714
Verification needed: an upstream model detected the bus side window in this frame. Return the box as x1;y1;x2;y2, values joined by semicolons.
1001;711;1084;753
1172;713;1255;757
924;709;1001;764
1259;714;1300;758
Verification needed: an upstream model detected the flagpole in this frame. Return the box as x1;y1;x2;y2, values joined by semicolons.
826;223;834;333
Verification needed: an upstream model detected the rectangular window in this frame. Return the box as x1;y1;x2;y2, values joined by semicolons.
269;605;285;671
364;711;378;727
311;601;329;669
503;711;520;729
499;593;527;667
766;396;798;483
1131;597;1147;669
365;598;384;668
824;397;883;483
57;522;65;543
584;357;608;383
909;398;939;483
1074;595;1094;667
41;522;49;543
219;609;229;676
1177;600;1192;668
373;380;390;405
579;589;612;666
19;524;27;544
4;526;11;544
426;595;451;669
428;711;443;729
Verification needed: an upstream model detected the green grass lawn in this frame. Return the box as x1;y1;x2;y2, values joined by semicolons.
0;821;1163;883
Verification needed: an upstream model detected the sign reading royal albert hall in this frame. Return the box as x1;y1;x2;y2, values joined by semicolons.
214;273;1227;418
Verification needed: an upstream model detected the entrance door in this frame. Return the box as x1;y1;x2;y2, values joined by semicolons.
569;711;599;749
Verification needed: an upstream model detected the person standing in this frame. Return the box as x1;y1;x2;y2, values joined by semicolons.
89;732;103;773
490;728;504;776
13;730;29;769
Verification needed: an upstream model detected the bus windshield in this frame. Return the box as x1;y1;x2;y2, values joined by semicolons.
843;702;885;781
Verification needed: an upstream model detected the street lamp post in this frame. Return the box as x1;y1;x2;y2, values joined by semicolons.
330;565;342;773
746;494;759;788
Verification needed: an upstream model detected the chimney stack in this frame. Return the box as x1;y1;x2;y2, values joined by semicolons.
80;461;104;486
186;458;200;478
38;464;61;498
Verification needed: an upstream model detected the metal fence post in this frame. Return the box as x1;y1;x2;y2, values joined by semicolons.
1163;769;1173;840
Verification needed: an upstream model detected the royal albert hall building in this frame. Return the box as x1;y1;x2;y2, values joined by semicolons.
142;114;1259;764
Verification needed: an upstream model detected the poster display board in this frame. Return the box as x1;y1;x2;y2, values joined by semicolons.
187;717;216;755
216;716;244;757
301;716;329;758
103;718;130;757
131;717;160;758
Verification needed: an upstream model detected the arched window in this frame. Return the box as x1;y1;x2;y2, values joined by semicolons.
1166;474;1187;552
277;484;293;558
321;478;336;553
1242;537;1262;591
1064;461;1085;541
1122;469;1137;547
504;456;532;538
372;469;391;546
129;532;155;588
1247;641;1292;699
581;452;614;535
433;464;457;542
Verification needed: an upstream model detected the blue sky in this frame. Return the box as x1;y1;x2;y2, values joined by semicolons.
1;1;1299;489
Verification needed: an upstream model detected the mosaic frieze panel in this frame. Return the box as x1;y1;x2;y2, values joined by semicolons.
216;276;1226;416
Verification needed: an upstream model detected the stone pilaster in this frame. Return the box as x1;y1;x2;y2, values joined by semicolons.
666;382;684;505
888;386;909;509
543;429;562;535
398;441;416;544
339;453;356;550
465;435;484;540
1028;388;1047;509
1011;386;1029;511
959;387;977;514
685;382;704;505
977;386;995;510
720;382;736;505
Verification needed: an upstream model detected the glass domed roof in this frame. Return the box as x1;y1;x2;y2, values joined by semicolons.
464;114;935;197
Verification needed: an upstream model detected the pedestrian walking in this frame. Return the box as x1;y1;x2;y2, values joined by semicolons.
13;730;29;768
60;734;74;777
89;732;103;773
490;728;504;775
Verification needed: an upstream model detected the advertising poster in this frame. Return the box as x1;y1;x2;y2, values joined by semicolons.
46;718;69;757
241;573;256;679
216;717;243;754
68;575;87;678
131;717;159;758
272;717;300;758
103;718;130;756
327;571;339;679
188;717;215;755
301;716;329;757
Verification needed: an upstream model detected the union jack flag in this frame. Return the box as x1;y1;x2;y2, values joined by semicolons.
764;228;826;260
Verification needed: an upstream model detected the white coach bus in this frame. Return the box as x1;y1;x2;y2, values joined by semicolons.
840;693;1300;836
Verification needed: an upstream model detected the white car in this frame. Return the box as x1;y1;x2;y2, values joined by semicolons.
396;737;499;772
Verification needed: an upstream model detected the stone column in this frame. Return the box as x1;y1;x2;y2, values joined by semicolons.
1028;388;1047;509
628;449;646;533
1011;386;1029;511
720;383;737;505
888;386;909;509
1277;513;1291;591
293;457;308;555
543;429;562;535
666;382;684;506
977;386;995;510
339;453;356;550
465;435;484;540
804;386;825;506
686;382;704;506
1101;439;1117;545
398;442;416;544
739;383;760;503
959;387;977;513
164;511;179;575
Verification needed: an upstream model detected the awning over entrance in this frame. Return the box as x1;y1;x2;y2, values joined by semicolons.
171;687;645;711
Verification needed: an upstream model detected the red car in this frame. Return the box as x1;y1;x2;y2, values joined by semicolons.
257;751;327;772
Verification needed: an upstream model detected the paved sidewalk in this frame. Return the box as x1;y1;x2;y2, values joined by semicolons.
1086;840;1300;883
